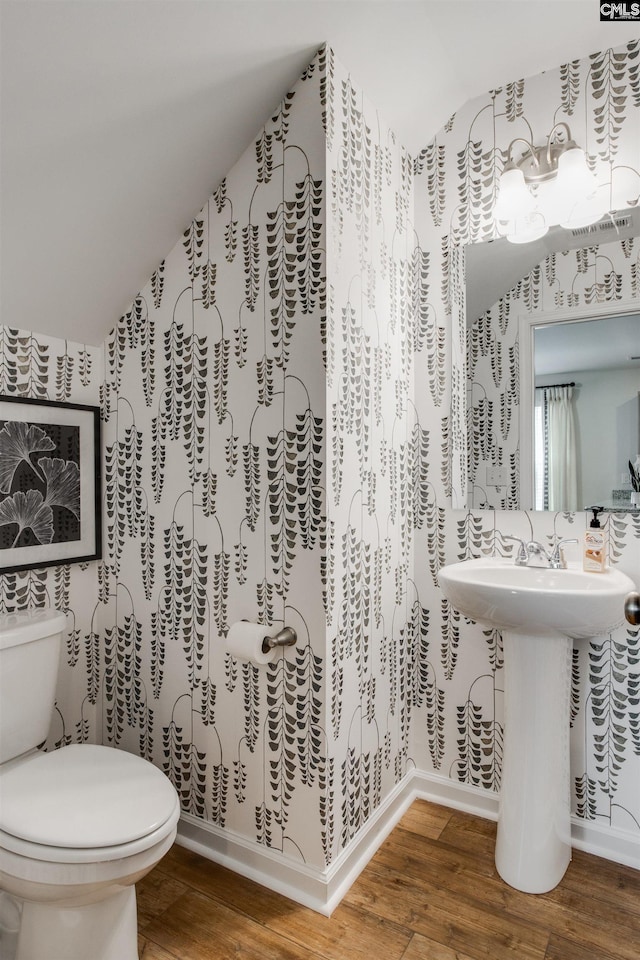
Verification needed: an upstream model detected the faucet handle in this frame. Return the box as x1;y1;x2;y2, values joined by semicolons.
526;539;548;557
504;535;529;566
549;538;578;569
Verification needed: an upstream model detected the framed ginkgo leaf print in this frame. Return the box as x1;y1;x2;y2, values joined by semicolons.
0;396;101;572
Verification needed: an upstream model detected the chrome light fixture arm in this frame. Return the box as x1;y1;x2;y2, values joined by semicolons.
504;122;574;184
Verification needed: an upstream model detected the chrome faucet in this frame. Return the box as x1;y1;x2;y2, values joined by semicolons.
548;538;578;569
526;540;550;564
505;536;578;569
504;535;529;566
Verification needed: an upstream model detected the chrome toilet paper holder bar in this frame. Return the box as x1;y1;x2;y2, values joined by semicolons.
261;625;297;653
240;621;297;654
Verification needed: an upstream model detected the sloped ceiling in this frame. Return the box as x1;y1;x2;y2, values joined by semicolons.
1;1;638;345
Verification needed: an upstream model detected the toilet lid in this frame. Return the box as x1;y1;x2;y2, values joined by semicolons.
0;744;179;848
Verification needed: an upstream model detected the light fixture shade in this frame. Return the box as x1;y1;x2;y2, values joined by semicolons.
493;130;602;242
557;146;598;200
506;212;548;245
560;188;610;230
494;167;535;222
535;178;572;228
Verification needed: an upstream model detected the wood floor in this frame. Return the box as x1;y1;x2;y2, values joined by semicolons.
137;800;640;960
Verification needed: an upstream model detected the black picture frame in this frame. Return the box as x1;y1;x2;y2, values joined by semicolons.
0;395;101;573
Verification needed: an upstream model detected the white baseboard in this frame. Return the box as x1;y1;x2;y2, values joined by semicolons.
322;773;416;913
411;769;499;820
176;774;417;916
570;816;640;871
176;769;639;915
177;812;334;915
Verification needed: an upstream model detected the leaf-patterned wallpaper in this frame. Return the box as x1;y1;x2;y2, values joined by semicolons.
101;45;421;869
2;37;638;881
0;327;104;748
412;39;640;836
102;49;329;868
326;51;417;854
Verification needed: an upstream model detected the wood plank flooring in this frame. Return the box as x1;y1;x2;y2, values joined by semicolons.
137;800;640;960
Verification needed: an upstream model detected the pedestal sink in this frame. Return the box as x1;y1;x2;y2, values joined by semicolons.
438;557;635;894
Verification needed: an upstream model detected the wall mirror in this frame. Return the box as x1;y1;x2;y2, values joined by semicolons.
456;209;640;512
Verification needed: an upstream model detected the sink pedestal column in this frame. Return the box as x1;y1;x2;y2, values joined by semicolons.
495;630;573;894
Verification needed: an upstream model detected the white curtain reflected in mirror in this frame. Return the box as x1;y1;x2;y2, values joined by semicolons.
534;384;578;511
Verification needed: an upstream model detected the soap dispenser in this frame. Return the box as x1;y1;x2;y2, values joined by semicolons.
583;506;606;573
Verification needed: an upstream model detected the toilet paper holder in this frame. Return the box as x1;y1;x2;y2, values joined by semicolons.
262;625;297;653
240;621;297;654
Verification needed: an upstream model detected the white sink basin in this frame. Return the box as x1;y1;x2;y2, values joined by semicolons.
438;557;634;638
438;555;636;895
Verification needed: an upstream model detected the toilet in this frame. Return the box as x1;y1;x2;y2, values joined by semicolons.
0;609;180;960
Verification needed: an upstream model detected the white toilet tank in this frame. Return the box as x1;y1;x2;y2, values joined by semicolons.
0;608;67;764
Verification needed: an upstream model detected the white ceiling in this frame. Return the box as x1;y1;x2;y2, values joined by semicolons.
2;1;639;345
535;313;640;378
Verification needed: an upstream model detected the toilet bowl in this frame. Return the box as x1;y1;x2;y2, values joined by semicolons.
0;611;181;960
0;746;180;960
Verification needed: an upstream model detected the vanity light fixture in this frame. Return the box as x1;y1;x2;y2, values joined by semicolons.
494;123;607;244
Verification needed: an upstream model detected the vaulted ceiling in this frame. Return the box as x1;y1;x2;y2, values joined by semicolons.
2;1;638;345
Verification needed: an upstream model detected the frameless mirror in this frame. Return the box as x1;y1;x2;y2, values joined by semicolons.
459;210;640;512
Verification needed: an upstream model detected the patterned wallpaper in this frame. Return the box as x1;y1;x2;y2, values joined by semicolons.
2;38;639;881
468;234;640;510
326;51;417;852
101;45;421;870
0;327;104;747
101;49;329;869
412;40;640;837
